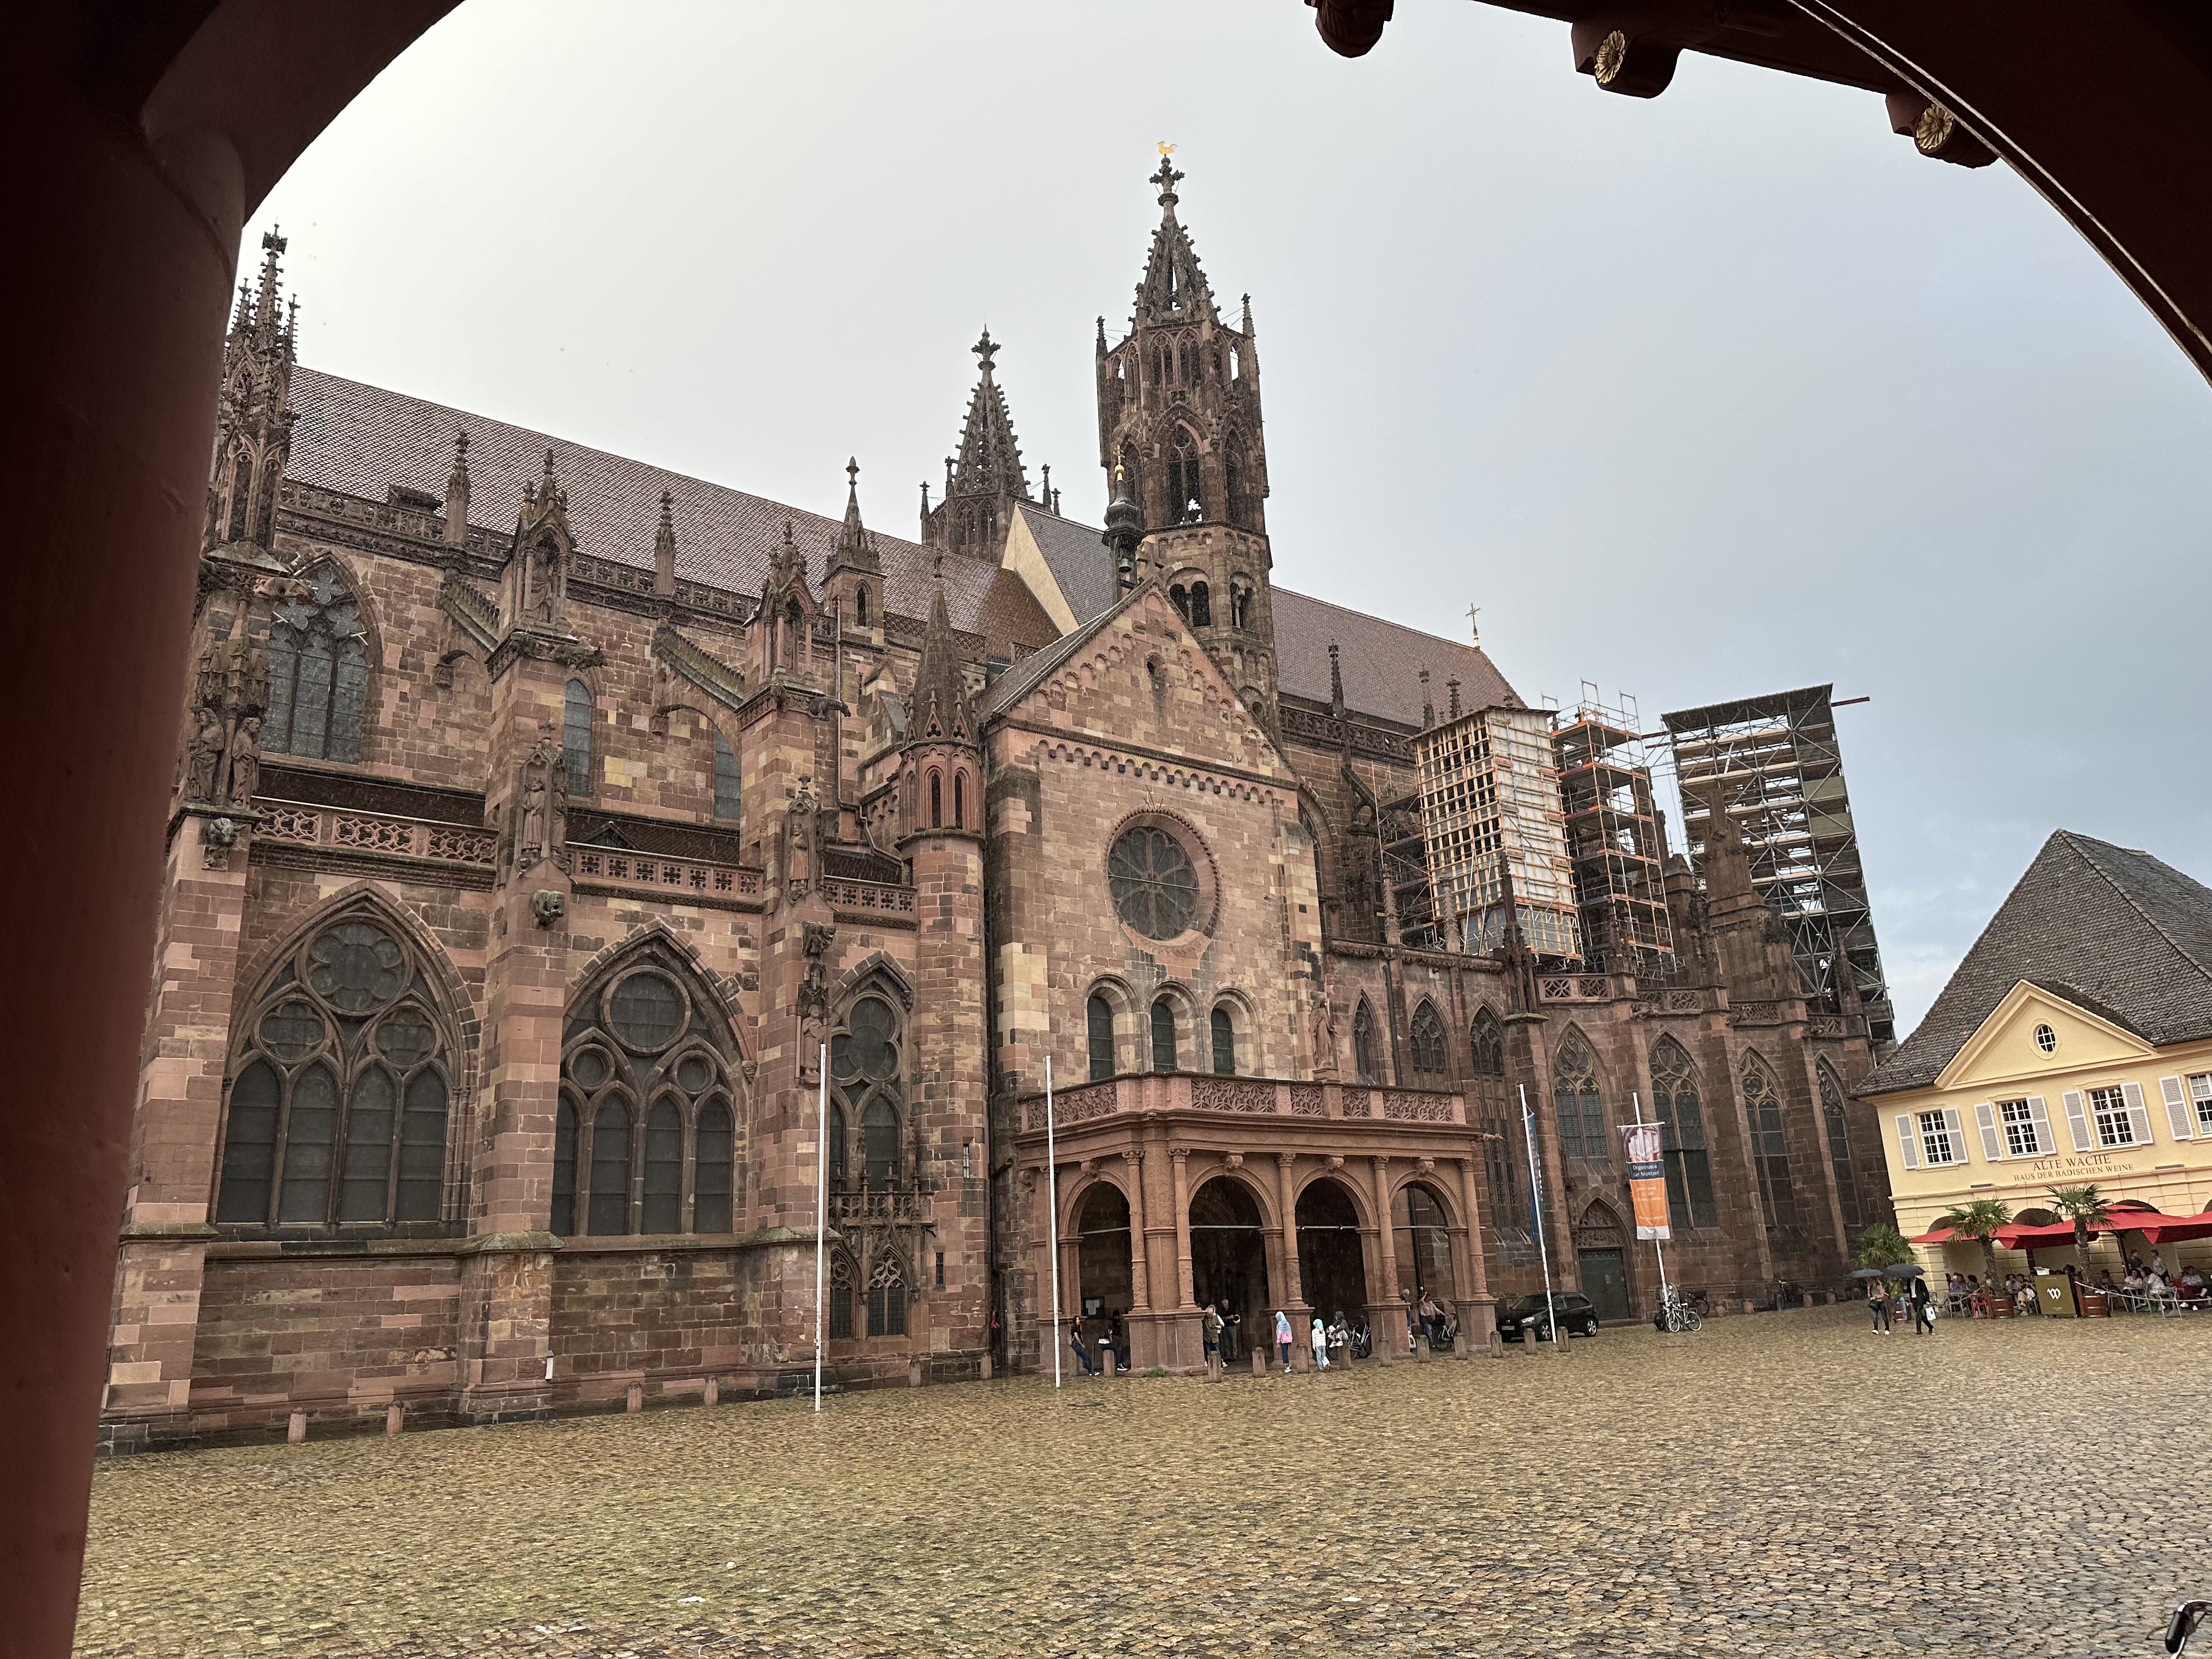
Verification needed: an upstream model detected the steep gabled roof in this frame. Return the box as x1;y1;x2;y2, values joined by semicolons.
1863;830;2212;1096
284;365;1057;654
976;582;1146;720
1013;503;1120;625
1272;589;1522;727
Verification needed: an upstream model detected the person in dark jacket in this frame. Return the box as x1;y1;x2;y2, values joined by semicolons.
1068;1317;1099;1376
1906;1273;1934;1336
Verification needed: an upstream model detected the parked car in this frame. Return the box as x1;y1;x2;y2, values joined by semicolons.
1496;1291;1601;1342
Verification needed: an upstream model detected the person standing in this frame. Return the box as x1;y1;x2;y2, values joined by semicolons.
1068;1316;1098;1377
1906;1272;1934;1336
1217;1299;1239;1365
1868;1277;1890;1335
1202;1302;1223;1365
1273;1309;1293;1370
1311;1312;1330;1370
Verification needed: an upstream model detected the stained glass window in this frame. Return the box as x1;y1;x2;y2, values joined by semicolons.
215;908;454;1232
1087;994;1115;1082
264;563;368;764
1108;826;1200;939
1650;1039;1718;1229
1469;1008;1506;1078
1410;1001;1448;1079
830;986;905;1194
1151;1001;1177;1073
563;679;592;797
869;1252;909;1337
1553;1034;1607;1163
1819;1064;1864;1233
1211;1007;1236;1076
1745;1060;1798;1235
713;730;741;822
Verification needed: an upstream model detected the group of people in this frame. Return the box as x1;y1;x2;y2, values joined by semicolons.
1868;1273;1937;1336
1064;1309;1128;1378
2092;1252;2211;1308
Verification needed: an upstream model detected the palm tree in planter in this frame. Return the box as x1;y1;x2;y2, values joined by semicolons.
1855;1222;1912;1269
1933;1198;2012;1307
2048;1184;2114;1276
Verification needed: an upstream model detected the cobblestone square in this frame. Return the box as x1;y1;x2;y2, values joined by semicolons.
75;1306;2209;1658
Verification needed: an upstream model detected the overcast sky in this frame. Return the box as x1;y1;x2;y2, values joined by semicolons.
245;0;2212;1036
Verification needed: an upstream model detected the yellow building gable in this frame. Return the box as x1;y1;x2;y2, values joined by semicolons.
1936;981;2157;1093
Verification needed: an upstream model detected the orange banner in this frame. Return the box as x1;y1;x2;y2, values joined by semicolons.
1621;1121;1671;1242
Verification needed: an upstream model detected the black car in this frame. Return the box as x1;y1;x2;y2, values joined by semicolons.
1495;1291;1601;1342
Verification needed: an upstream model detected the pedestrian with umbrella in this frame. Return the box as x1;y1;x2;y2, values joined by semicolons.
1891;1262;1934;1336
1852;1266;1891;1335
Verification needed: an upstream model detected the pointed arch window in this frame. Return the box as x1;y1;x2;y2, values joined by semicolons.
832;988;905;1190
1353;1000;1379;1085
1819;1063;1864;1233
855;586;870;627
1409;1001;1448;1081
828;1250;857;1340
929;771;943;830
563;680;593;797
1167;428;1203;524
953;772;966;830
1150;1000;1177;1073
713;730;741;822
264;563;369;764
1211;1006;1237;1076
552;942;740;1237
1743;1059;1799;1238
868;1251;910;1337
1649;1039;1718;1230
1553;1033;1607;1162
1469;1008;1506;1079
216;909;455;1232
1087;993;1116;1082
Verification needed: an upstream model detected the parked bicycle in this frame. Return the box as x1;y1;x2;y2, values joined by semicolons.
1655;1287;1703;1335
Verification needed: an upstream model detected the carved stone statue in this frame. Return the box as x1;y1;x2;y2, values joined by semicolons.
784;784;817;895
224;716;261;805
798;997;828;1084
184;707;225;803
516;737;567;871
1311;1001;1340;1082
519;774;548;858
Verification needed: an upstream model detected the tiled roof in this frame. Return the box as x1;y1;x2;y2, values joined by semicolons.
284;366;1056;653
1272;589;1522;727
1015;504;1120;624
1862;830;2212;1096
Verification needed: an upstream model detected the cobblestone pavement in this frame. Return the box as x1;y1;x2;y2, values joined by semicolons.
75;1307;2212;1658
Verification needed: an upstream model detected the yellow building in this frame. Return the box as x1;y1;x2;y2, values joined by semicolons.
1863;831;2212;1278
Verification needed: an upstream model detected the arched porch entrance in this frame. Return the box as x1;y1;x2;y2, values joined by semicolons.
1296;1178;1369;1324
1075;1182;1133;1323
1393;1181;1459;1345
1189;1176;1269;1338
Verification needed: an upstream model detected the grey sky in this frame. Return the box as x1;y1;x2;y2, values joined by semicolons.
245;0;2212;1035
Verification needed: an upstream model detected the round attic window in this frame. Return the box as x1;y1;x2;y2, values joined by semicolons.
1108;825;1201;941
2034;1023;2058;1056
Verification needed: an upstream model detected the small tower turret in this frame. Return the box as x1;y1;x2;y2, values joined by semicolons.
899;561;981;844
205;229;299;552
823;457;882;633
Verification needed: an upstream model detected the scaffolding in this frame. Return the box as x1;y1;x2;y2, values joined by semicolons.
1409;706;1582;961
1661;684;1895;1046
1551;686;1677;981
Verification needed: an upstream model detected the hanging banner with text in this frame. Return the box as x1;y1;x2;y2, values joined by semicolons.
1621;1121;1671;1241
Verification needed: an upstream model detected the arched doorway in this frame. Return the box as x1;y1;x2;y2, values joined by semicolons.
1075;1182;1133;1322
1393;1181;1458;1308
1575;1202;1633;1322
1296;1178;1368;1324
1189;1177;1269;1338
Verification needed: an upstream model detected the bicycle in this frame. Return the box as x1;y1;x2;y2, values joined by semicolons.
1656;1287;1702;1335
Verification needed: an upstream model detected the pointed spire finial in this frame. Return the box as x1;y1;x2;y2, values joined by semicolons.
1328;641;1345;719
1041;462;1051;504
1096;315;1108;354
973;328;998;375
1241;292;1254;334
920;479;931;512
1151;143;1183;211
653;489;678;595
1467;604;1482;648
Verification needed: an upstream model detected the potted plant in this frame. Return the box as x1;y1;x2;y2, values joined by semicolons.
1933;1198;2013;1315
2049;1184;2114;1314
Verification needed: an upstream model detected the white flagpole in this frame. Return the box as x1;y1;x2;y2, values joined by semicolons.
1521;1084;1559;1348
814;1042;827;1413
1047;1055;1062;1389
1633;1092;1671;1313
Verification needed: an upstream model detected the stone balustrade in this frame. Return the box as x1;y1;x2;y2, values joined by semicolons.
1019;1074;1464;1133
256;799;495;866
574;848;763;901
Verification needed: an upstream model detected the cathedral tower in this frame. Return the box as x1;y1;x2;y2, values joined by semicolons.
205;230;298;552
924;330;1033;560
1097;153;1278;729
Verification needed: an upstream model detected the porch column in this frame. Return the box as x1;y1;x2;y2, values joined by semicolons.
1370;1156;1403;1353
1274;1152;1306;1312
1122;1149;1151;1311
1455;1154;1498;1352
1170;1148;1195;1308
1455;1156;1493;1298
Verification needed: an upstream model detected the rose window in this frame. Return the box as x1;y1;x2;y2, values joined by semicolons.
1108;825;1200;940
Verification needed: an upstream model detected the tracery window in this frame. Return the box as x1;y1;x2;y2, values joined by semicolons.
1211;1006;1236;1076
1649;1038;1718;1230
1553;1032;1607;1162
1108;825;1200;940
1743;1059;1799;1237
828;1250;857;1339
1469;1008;1506;1078
713;731;741;822
1483;1112;1526;1238
868;1251;910;1338
1819;1063;1864;1234
550;944;740;1237
1353;1000;1379;1085
264;563;369;764
832;988;905;1189
563;679;593;797
1409;1000;1448;1080
1151;1000;1177;1073
1087;993;1116;1082
1167;428;1203;524
216;907;454;1231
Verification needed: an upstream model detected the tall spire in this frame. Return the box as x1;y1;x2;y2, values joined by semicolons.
909;562;974;748
951;329;1031;501
1135;149;1216;326
205;227;299;551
